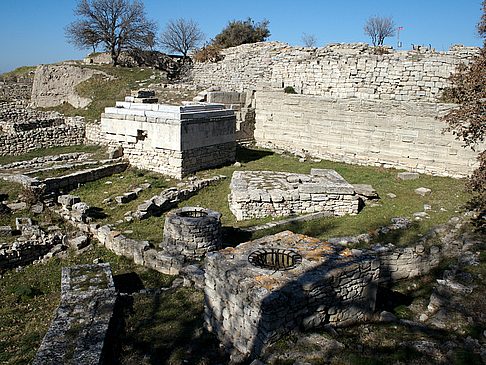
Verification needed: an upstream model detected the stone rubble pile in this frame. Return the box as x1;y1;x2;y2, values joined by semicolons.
133;175;225;219
0;220;65;271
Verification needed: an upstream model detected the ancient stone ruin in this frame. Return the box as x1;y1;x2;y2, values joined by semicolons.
229;169;359;220
204;231;380;358
162;206;222;261
33;263;116;365
100;91;237;178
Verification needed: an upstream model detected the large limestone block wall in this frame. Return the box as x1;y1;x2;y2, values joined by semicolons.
254;91;481;177
191;42;479;102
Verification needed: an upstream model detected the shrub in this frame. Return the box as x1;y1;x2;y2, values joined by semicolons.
193;44;223;63
284;86;297;94
213;18;270;49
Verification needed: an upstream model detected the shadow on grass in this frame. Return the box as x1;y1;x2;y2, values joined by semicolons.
113;272;145;294
236;146;274;163
110;288;228;365
87;207;108;219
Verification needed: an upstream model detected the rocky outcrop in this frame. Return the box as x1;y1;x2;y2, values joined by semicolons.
30;64;112;108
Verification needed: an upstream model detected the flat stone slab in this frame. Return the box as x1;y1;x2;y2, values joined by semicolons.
33;263;116;365
229;169;359;220
398;172;419;180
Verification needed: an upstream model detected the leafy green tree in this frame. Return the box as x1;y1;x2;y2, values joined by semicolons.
213;18;270;49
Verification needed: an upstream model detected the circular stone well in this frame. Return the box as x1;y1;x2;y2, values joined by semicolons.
162;206;222;260
248;248;302;271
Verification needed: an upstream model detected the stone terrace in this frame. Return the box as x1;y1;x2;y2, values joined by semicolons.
229;169;359;220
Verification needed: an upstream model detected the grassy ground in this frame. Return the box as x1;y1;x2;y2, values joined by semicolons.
61;146;472;247
0;66;36;79
0;245;173;365
117;288;227;365
43;64;198;122
182;146;470;246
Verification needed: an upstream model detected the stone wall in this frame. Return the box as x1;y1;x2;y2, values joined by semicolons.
33;263;116;365
254;91;481;177
101;102;236;178
0;118;86;157
191;42;479;102
0;75;33;102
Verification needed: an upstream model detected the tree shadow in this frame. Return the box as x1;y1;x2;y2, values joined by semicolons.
111;288;229;364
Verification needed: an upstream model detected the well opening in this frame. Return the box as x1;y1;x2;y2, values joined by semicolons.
178;210;208;218
248;248;302;271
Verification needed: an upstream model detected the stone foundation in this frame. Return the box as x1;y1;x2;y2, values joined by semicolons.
33;263;116;365
229;169;359;220
162;206;222;260
204;231;379;358
101;101;236;178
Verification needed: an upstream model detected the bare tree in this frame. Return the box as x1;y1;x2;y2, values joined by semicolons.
66;0;157;65
159;18;204;60
302;33;317;48
364;16;395;46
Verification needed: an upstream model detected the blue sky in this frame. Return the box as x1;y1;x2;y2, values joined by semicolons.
0;0;483;73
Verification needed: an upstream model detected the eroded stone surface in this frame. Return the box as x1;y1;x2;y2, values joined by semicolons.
229;169;359;220
33;263;116;365
204;231;379;358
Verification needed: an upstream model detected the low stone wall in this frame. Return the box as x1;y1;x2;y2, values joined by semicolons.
0;119;86;157
254;91;482;177
0;229;64;271
41;162;128;193
0;75;33;102
33;263;116;365
133;175;226;219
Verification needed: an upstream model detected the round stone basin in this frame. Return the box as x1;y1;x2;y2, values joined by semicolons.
248;248;302;271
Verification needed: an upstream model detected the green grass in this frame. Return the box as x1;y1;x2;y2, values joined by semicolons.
71;168;175;243
118;287;226;365
0;66;36;79
0;145;104;166
0;245;172;365
181;146;470;246
44;65;166;122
